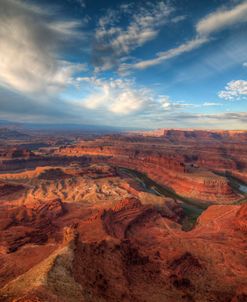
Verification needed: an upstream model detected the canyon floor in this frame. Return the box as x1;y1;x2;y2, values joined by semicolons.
0;128;246;302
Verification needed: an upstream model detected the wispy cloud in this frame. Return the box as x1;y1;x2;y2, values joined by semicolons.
0;0;86;96
124;1;247;71
93;1;174;71
196;1;247;36
127;37;208;70
218;80;247;100
202;102;222;106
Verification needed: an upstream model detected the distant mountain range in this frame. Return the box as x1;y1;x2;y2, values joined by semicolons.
0;128;31;140
0;119;143;133
130;128;247;141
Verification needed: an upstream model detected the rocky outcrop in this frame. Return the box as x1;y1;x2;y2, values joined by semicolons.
0;199;66;253
129;128;247;185
0;181;25;198
0;156;91;172
101;198;160;239
0;189;246;302
0;165;134;205
56;144;240;202
235;204;247;233
101;197;183;239
133;128;247;142
0;226;83;302
0;129;246;302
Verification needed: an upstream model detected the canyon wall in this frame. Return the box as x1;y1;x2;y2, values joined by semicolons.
55;143;240;203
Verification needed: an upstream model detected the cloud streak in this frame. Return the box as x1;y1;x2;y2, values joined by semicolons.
128;37;208;70
0;0;85;95
125;1;247;71
196;1;247;36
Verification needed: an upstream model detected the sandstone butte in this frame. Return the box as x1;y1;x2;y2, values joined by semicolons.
0;128;246;302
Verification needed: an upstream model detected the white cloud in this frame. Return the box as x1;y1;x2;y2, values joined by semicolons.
76;77;152;115
121;1;247;71
218;80;247;100
130;37;208;70
93;1;174;71
159;96;171;109
171;15;186;23
202;102;222;106
74;78;205;116
0;0;85;95
196;1;247;36
110;91;145;114
243;62;247;67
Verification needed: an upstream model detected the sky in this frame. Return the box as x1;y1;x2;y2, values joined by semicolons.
0;0;247;129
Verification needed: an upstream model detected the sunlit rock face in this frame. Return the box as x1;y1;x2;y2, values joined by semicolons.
55;130;246;203
234;203;247;233
0;129;246;302
0;168;246;302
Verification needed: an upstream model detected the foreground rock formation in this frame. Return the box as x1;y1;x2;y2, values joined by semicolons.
0;159;246;302
0;182;246;301
0;128;246;302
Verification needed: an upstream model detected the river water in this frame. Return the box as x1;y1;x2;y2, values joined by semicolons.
118;167;209;231
118;167;247;230
239;183;247;193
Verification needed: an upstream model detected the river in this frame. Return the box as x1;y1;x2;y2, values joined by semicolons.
238;183;247;193
118;167;247;230
117;167;210;231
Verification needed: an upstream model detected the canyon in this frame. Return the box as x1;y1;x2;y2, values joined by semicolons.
0;128;246;302
54;130;247;203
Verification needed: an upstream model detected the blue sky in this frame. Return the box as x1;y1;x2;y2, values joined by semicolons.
0;0;247;129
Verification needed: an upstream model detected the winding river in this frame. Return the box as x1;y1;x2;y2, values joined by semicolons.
117;167;247;231
117;167;209;230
